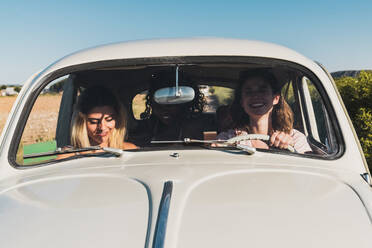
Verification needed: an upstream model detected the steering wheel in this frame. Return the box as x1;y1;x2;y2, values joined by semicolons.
226;134;296;153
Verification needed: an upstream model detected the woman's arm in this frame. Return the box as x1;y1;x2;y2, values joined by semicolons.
123;141;138;150
269;129;312;154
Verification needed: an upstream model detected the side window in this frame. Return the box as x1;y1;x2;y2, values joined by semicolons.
16;76;70;165
300;77;338;154
282;81;305;133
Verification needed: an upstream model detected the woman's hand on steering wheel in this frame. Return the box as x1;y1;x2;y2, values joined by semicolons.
225;133;296;152
269;131;294;150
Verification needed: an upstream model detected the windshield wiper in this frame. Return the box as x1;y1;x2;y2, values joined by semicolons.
151;133;295;154
23;146;124;159
151;138;257;155
151;138;219;144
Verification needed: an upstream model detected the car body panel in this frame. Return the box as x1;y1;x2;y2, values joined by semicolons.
177;170;372;248
0;163;149;248
1;149;371;247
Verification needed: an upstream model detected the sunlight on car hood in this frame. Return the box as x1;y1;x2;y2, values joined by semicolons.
177;170;372;248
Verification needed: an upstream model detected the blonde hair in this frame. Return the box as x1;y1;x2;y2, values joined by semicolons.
71;87;127;149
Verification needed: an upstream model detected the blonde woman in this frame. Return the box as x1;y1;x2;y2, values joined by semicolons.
71;86;136;150
217;70;312;154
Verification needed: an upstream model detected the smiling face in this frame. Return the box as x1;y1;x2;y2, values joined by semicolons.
240;77;280;119
86;106;117;147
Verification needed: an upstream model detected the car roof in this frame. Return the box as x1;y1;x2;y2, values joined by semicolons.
40;38;316;74
24;37;333;102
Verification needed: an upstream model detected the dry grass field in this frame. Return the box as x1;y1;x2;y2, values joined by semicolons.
0;96;17;133
0;95;62;144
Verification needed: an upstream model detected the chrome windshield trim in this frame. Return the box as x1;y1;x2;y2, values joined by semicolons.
153;181;173;248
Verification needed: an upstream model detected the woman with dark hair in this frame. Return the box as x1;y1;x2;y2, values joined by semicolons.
138;72;208;143
70;86;137;150
217;70;311;153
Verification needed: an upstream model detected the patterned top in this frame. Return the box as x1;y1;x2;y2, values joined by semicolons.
217;129;312;154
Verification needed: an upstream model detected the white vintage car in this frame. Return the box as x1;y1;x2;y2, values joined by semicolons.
0;38;371;247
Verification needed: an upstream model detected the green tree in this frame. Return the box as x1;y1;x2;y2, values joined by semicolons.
335;71;372;168
0;85;7;90
49;78;67;93
14;86;22;93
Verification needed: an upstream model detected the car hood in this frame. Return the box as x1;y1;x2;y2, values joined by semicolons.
0;171;150;247
176;169;372;248
1;153;371;247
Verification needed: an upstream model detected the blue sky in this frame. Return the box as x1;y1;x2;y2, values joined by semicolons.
1;0;372;84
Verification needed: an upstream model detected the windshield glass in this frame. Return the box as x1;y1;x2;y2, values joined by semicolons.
15;61;340;166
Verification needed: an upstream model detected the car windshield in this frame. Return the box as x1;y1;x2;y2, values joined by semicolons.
15;60;340;166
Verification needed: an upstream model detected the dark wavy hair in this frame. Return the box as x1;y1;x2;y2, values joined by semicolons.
141;72;205;120
230;69;294;134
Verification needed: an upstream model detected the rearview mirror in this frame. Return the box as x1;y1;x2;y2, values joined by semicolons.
153;86;195;104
